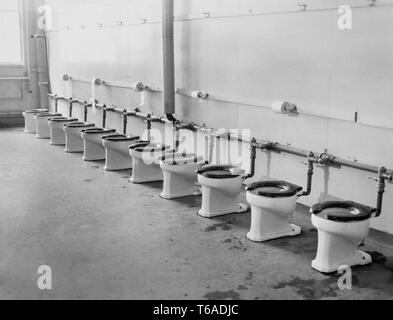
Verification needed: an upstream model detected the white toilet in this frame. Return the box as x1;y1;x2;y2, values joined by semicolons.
49;117;78;145
311;201;376;273
23;109;49;134
35;113;63;139
63;122;96;153
102;134;140;171
197;165;249;218
159;153;205;199
81;128;117;161
246;181;303;242
129;141;172;184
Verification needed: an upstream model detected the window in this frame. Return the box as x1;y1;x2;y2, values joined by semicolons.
0;0;23;65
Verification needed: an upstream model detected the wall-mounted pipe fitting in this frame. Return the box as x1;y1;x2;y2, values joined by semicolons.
93;78;104;86
191;91;209;99
300;152;316;197
134;82;146;92
62;74;72;81
31;34;46;39
368;166;390;217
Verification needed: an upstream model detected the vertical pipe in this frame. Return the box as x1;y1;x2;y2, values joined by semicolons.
162;0;176;118
146;114;152;142
123;110;128;135
54;97;58;113
69;98;73;118
102;106;107;128
84;102;89;122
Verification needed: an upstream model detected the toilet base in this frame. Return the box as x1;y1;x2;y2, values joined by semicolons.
198;203;248;218
130;176;163;184
247;224;301;242
160;188;201;200
130;158;163;184
312;250;372;274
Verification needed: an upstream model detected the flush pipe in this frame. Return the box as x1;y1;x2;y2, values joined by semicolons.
163;0;177;124
317;153;393;217
68;97;80;118
246;139;318;197
48;94;68;113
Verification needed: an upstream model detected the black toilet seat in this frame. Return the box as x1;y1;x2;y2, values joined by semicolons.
82;128;116;134
35;113;62;118
246;181;303;198
102;134;140;142
196;165;242;179
50;118;78;123
129;141;170;153
311;201;376;222
25;109;49;114
65;122;95;128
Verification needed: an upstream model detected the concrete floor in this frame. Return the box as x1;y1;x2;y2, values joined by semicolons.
1;126;393;300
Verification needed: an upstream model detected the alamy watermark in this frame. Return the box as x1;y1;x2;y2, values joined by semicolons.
37;265;52;290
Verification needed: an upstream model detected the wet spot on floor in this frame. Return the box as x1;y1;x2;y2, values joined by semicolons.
245;272;254;282
204;290;241;300
204;222;233;232
351;258;393;295
174;196;201;208
273;276;339;299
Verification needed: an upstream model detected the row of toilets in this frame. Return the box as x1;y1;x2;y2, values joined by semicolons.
24;108;378;274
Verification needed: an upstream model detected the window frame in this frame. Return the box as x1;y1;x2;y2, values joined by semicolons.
0;0;27;74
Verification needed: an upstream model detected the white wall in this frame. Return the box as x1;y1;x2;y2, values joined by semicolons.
44;0;393;234
0;0;47;117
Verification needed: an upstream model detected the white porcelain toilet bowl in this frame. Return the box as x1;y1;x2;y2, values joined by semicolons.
246;181;303;242
197;165;248;218
35;113;63;139
23;109;49;133
159;153;205;199
49;117;79;145
63;122;96;153
129;141;173;184
311;201;376;273
102;134;140;171
81;128;117;161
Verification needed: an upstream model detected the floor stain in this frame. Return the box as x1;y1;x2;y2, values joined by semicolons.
83;179;94;183
237;285;248;291
204;222;233;232
273;276;339;299
351;257;393;295
174;196;201;208
203;290;241;300
90;166;100;169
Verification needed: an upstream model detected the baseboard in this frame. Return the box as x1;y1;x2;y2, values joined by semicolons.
0;113;24;128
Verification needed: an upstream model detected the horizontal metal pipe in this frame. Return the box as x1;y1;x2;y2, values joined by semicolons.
47;91;393;177
327;156;380;174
